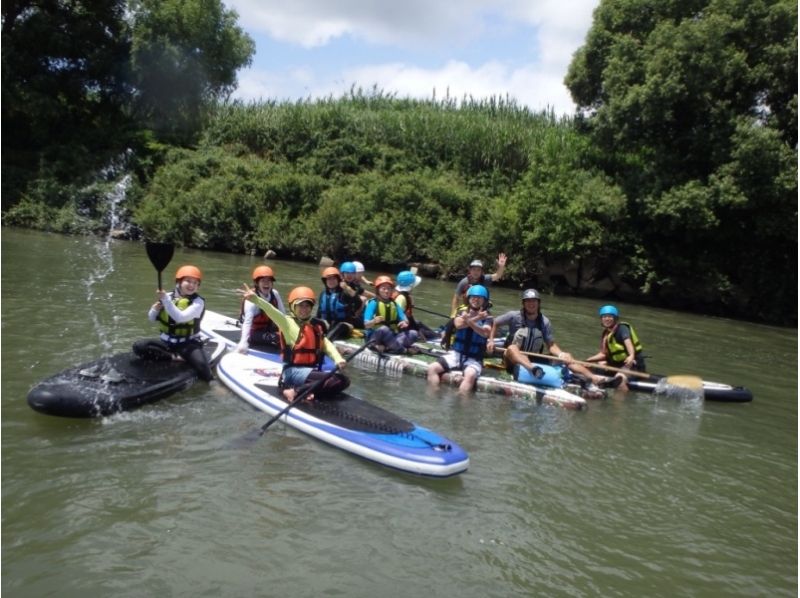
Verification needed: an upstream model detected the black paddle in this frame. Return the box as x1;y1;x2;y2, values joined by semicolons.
413;305;452;320
145;241;175;291
236;341;375;445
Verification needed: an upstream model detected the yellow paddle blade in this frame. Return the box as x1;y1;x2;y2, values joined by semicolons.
351;329;365;338
665;375;704;390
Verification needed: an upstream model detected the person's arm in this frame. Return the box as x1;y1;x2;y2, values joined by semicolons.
395;301;409;329
322;338;346;368
273;290;286;314
363;299;381;329
236;302;256;352
490;253;507;282
247;291;297;341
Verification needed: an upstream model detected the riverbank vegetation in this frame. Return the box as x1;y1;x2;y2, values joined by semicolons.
2;0;795;325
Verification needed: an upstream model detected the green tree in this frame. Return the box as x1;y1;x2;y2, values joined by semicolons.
1;0;254;207
129;0;255;144
565;0;797;323
1;0;132;208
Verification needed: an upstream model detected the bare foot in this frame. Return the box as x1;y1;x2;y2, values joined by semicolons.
282;388;296;402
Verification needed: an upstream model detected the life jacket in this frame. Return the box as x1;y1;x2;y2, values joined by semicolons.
318;288;349;323
157;292;203;341
504;310;546;355
239;290;279;333
451;311;490;360
391;290;415;323
368;298;401;333
602;322;643;365
281;317;327;368
441;301;469;350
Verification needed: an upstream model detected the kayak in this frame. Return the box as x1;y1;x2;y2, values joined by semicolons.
625;375;753;402
27;340;225;417
332;340;588;411
216;352;470;477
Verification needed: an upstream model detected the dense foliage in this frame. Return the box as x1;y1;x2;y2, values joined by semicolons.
1;0;254;209
565;0;797;323
2;1;796;324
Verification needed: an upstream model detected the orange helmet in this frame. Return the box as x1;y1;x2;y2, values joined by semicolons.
321;267;341;282
252;265;275;281
374;275;394;290
175;265;202;281
287;286;316;307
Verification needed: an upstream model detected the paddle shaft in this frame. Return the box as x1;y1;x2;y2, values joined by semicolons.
508;348;654;380
258;341;374;435
413;305;451;320
145;242;175;291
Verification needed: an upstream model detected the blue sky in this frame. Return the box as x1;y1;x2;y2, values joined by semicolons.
225;0;601;116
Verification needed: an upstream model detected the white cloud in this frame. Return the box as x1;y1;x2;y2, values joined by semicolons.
226;0;600;115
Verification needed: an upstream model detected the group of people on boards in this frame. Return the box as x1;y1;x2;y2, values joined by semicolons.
134;255;646;403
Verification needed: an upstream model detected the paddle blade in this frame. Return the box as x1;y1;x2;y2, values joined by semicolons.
665;375;704;391
227;427;266;449
145;242;175;273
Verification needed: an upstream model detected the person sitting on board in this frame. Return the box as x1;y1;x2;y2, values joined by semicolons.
133;265;213;382
338;261;371;328
363;275;419;354
450;253;507;316
352;260;375;295
392;270;438;341
488;289;625;393
427;285;494;393
239;285;348;402
584;304;645;390
317;265;364;340
236;265;285;353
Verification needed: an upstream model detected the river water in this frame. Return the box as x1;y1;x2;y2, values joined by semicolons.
2;229;796;597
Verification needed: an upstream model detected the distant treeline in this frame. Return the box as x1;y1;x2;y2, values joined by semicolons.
2;0;796;325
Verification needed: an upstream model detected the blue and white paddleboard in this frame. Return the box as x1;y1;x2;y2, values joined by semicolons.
217;352;469;477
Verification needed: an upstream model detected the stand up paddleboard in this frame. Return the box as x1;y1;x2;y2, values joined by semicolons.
217;352;469;477
27;341;225;417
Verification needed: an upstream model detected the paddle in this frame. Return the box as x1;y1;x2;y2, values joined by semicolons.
145;241;175;291
238;341;375;444
412;305;452;320
508;349;703;390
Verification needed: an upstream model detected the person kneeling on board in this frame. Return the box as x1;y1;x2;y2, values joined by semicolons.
363;275;419;354
239;285;348;402
133;265;214;382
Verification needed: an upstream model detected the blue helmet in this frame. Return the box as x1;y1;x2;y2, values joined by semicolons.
599;304;619;318
339;261;356;274
466;285;489;300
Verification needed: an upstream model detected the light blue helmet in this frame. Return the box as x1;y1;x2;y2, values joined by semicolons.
396;270;421;291
466;285;489;300
339;261;356;274
599;304;619;318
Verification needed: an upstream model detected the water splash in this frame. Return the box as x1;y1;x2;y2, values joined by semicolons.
83;171;133;353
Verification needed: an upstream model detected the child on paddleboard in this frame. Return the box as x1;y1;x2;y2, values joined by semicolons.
392;269;438;341
428;285;494;393
364;275;419;354
317;266;362;340
133;265;213;381
239;284;348;402
584;304;645;391
236;265;285;353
